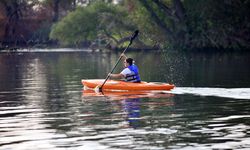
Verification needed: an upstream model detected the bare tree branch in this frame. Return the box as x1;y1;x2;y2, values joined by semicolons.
173;0;186;21
138;0;175;41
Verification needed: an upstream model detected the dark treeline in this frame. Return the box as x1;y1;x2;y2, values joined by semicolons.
0;0;250;51
0;0;86;49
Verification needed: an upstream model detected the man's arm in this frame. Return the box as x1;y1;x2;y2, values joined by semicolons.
109;73;125;79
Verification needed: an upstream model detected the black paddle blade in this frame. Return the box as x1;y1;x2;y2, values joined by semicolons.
130;30;139;43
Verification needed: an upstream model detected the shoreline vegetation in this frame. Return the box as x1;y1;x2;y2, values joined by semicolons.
0;0;249;52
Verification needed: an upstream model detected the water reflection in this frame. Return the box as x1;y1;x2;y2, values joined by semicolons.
82;90;174;129
80;90;179;149
1;50;250;149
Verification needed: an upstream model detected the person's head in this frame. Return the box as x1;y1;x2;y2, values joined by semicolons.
124;58;133;67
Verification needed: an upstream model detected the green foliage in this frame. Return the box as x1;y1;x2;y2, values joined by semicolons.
49;0;250;50
50;1;134;47
182;0;250;50
50;6;96;46
131;0;250;50
123;1;166;47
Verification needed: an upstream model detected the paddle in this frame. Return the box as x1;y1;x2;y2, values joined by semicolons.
96;30;139;92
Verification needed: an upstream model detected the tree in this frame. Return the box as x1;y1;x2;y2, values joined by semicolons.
41;0;81;22
50;1;136;48
0;0;81;48
0;0;26;45
134;0;250;50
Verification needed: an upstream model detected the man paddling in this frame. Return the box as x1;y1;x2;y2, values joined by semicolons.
109;54;141;83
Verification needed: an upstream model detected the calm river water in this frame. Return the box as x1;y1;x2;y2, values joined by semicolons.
0;49;250;149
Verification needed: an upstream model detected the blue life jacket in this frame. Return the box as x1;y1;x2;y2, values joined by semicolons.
125;64;141;83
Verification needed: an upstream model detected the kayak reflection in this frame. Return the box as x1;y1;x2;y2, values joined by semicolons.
82;90;174;128
82;89;174;100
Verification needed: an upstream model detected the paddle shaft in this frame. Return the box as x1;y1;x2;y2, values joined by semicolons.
99;31;139;91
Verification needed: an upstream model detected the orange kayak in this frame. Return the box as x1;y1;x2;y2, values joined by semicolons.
81;79;175;91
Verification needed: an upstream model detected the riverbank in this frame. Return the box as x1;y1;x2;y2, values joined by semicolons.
0;43;160;53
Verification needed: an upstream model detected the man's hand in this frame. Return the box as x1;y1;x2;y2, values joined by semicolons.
121;53;127;59
108;73;112;78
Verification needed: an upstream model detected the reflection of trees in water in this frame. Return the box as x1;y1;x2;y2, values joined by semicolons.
160;51;250;87
185;52;250;87
0;54;29;91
